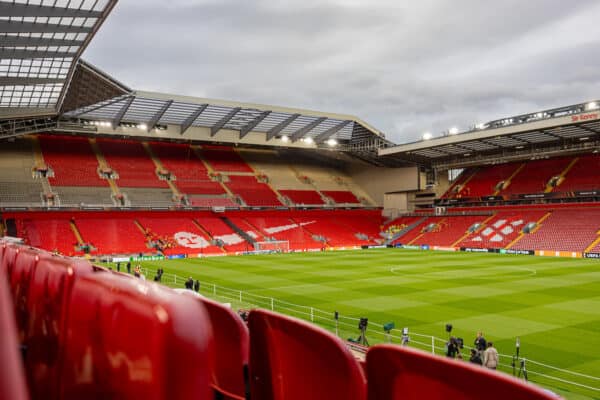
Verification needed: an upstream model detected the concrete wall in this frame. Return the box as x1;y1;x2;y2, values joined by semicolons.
346;163;419;206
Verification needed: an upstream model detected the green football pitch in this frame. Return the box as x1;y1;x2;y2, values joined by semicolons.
108;249;600;399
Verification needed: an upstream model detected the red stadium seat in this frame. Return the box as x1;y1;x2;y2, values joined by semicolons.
7;247;43;342
366;345;558;400
0;241;22;283
0;269;29;400
24;255;95;400
248;309;366;400
197;297;249;400
59;273;214;400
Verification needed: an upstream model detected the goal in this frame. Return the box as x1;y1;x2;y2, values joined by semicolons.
254;240;290;253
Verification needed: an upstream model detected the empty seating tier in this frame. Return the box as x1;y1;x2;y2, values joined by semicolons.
455;163;522;198
458;210;546;249
151;142;225;195
225;176;283;207
322;190;360;204
19;218;79;256
280;189;325;205
512;208;600;252
39;135;107;187
97;139;168;188
501;157;571;195
0;139;43;206
75;216;149;255
200;145;254;173
410;216;484;247
188;196;238;208
554;154;600;192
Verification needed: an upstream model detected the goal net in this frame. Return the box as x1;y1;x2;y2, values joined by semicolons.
254;240;290;253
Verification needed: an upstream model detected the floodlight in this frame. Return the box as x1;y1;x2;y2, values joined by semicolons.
304;137;314;144
422;132;433;140
281;135;289;142
586;101;598;110
475;123;486;130
138;123;148;130
326;138;337;147
448;127;459;135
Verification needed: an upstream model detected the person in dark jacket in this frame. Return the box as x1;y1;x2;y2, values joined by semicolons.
474;331;487;352
193;279;200;292
185;277;194;290
126;261;131;274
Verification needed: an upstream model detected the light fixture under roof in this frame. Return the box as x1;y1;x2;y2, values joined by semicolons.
281;135;289;142
422;132;433;140
303;137;314;144
448;127;459;135
326;138;337;147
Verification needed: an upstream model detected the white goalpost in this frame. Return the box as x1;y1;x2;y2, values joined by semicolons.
254;240;290;253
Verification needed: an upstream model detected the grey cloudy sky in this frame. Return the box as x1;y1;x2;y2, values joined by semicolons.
84;0;600;143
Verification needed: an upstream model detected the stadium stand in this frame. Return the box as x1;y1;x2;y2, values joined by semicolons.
201;145;254;173
553;154;600;193
225;175;283;207
322;190;361;204
366;345;557;400
452;163;523;198
195;216;251;253
97;139;169;188
280;189;325;205
293;213;373;247
0;265;28;400
137;216;223;255
458;209;548;249
500;157;571;196
151;142;225;195
75;216;149;255
511;207;600;252
39;135;106;187
409;215;484;247
19;218;79;256
248;309;367;400
0;138;44;206
242;214;321;250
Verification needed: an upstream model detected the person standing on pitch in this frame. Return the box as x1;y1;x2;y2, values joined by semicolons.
483;342;499;370
474;331;487;357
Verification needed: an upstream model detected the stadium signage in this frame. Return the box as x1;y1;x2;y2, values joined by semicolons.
575;190;599;197
460;247;492;253
572;112;599;122
501;249;534;255
583;252;600;259
481;196;504;201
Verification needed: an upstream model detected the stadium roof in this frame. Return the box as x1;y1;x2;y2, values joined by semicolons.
0;0;117;118
62;90;387;144
379;101;600;169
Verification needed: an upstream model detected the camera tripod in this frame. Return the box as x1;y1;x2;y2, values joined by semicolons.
511;338;528;382
358;324;369;346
